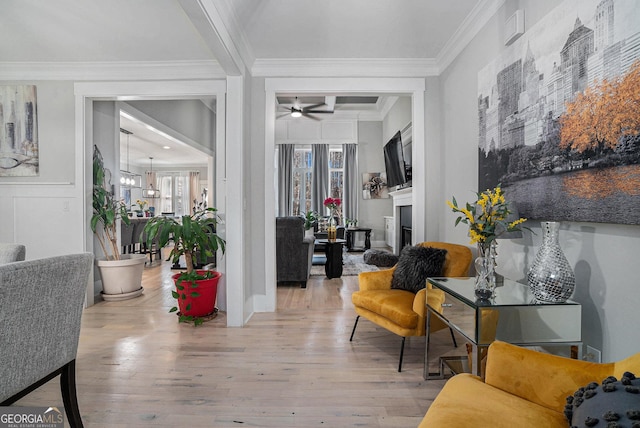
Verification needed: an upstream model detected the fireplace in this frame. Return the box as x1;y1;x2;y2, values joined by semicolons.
401;226;412;249
399;205;412;250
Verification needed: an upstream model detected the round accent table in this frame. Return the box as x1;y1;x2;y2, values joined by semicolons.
316;239;346;278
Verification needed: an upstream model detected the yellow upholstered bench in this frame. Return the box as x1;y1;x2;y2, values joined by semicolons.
420;341;640;427
350;242;472;371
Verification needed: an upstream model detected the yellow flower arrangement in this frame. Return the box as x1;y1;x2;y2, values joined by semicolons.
135;199;148;212
447;185;527;246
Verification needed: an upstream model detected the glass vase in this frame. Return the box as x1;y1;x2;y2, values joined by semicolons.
327;214;337;241
474;241;496;300
527;221;575;303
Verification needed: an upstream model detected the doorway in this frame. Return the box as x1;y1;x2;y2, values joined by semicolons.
74;80;242;324
262;77;427;313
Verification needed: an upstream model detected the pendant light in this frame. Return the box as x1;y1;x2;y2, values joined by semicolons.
119;128;141;188
143;156;159;198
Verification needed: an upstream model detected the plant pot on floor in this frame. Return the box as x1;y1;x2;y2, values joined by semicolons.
96;253;146;301
172;270;221;317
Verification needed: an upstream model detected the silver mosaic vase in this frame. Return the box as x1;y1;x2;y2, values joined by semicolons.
527;222;575;303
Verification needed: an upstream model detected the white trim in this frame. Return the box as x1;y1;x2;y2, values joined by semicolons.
436;0;506;72
224;76;246;327
261;77;425;313
253;58;439;78
0;60;225;81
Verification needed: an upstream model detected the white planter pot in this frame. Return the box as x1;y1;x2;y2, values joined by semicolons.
305;228;315;239
96;254;146;301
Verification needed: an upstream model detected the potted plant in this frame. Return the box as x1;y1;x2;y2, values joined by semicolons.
142;208;225;326
302;210;318;238
92;146;146;301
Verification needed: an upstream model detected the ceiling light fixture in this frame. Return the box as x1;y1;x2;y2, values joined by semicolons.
142;157;159;198
290;108;302;118
119;128;141;189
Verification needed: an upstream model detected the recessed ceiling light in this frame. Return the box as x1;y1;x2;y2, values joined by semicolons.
163;146;170;150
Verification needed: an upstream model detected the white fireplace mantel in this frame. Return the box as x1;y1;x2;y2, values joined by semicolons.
389;187;413;253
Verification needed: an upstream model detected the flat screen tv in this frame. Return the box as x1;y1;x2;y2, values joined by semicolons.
383;131;410;188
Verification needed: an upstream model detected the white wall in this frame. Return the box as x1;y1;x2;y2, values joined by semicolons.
0;81;85;260
125;99;215;153
439;0;640;361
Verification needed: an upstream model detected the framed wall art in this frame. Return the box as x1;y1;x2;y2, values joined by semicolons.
0;85;39;177
362;172;388;200
478;0;640;224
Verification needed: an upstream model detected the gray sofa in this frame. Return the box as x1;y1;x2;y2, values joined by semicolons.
276;216;314;288
0;253;93;428
0;243;26;264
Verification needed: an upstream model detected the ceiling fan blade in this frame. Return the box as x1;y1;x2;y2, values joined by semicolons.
276;112;291;119
304;110;334;114
302;103;325;111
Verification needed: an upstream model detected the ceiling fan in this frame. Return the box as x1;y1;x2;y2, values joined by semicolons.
277;97;334;120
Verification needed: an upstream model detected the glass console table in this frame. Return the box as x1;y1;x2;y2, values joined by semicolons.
424;277;582;380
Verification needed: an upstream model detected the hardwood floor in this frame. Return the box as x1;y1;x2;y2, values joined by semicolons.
14;257;461;427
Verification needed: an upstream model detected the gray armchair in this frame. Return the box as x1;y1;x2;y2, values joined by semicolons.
0;253;93;428
0;243;26;264
276;216;314;288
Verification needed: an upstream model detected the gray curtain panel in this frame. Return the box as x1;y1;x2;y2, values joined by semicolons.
312;144;329;214
278;144;294;216
343;143;358;222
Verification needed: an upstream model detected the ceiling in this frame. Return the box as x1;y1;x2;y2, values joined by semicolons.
2;0;485;167
119;112;209;169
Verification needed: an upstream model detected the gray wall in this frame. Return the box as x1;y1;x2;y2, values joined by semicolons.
357;121;387;245
438;0;640;361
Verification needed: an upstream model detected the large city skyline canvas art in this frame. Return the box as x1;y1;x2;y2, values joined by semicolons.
478;0;640;224
0;85;39;177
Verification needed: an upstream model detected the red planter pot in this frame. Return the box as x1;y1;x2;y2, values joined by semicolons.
171;270;221;317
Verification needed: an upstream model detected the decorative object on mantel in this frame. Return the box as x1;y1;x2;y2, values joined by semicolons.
448;185;528;299
527;221;575;303
324;197;341;241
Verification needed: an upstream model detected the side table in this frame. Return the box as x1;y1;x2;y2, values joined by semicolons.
316;239;346;278
425;277;582;380
345;227;371;252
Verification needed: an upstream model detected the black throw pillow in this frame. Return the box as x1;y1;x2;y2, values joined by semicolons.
390;246;447;294
565;371;640;428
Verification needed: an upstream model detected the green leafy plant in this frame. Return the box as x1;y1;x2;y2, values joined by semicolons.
143;208;225;325
91;145;130;260
302;210;318;230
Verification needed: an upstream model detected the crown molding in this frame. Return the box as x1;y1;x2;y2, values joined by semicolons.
436;0;506;73
0;60;225;81
252;58;439;78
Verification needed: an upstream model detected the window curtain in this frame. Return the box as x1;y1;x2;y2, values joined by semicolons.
343;143;358;222
189;171;200;214
277;144;294;216
312;144;329;214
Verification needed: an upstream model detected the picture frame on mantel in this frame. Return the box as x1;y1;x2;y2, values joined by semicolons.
477;0;640;225
0;85;39;177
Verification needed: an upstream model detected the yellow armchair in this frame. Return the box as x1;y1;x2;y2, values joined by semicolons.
350;242;472;371
420;341;640;427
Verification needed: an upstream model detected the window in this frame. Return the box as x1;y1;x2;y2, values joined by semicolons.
290;146;344;216
292;149;312;215
158;173;190;217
